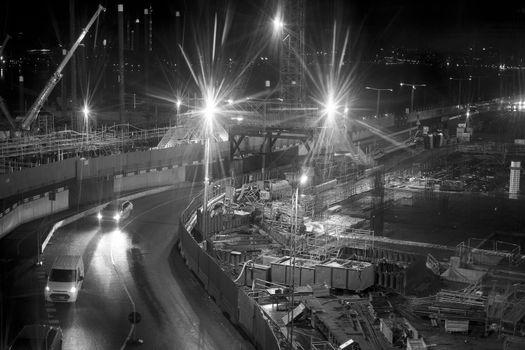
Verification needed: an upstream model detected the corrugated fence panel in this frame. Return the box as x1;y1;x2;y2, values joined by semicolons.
220;272;239;323
197;247;210;287
238;291;256;340
264;321;280;350
253;309;269;349
207;260;222;303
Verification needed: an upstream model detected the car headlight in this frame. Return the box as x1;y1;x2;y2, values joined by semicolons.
70;286;77;293
97;213;102;220
45;285;50;291
113;213;121;221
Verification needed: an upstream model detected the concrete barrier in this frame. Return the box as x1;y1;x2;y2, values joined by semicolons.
0;190;69;240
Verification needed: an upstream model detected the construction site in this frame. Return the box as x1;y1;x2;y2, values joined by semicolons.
184;108;525;350
3;1;525;349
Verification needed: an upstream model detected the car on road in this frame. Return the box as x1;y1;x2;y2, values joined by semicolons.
9;324;62;350
96;200;133;223
45;255;84;303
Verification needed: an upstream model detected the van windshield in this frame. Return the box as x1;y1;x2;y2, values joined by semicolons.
49;269;76;282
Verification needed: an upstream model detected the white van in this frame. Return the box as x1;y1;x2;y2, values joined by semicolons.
45;255;84;303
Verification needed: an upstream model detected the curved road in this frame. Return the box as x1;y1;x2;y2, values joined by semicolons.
5;186;253;350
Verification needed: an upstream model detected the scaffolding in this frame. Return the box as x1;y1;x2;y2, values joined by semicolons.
0;126;176;173
456;238;521;266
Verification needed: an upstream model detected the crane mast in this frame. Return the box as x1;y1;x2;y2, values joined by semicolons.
21;4;106;130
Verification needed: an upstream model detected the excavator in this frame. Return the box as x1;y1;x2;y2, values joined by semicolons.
0;5;106;134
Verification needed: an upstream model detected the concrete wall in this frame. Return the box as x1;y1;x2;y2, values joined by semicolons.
0;189;68;240
114;166;186;193
69;177;114;208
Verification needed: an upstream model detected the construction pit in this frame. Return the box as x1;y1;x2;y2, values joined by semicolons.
197;144;525;349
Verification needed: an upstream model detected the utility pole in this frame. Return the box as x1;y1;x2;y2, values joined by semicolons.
118;4;125;124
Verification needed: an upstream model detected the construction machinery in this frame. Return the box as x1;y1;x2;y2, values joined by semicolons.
0;96;16;131
0;35;15;131
0;34;11;58
20;4;106;131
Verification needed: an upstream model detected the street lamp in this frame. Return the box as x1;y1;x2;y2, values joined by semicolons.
449;76;471;106
290;173;308;345
273;17;284;32
82;105;90;142
323;94;337;123
202;95;217;227
365;86;393;118
400;82;426;113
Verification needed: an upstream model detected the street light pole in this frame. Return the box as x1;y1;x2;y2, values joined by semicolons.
449;77;471;106
400;82;426;113
365;86;393;118
82;105;89;144
202;96;217;239
289;173;307;347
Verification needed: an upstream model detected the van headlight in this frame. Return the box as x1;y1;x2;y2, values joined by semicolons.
45;285;50;291
113;213;121;221
97;213;102;220
70;286;77;293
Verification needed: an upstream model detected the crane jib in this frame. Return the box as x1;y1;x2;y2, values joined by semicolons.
21;5;106;131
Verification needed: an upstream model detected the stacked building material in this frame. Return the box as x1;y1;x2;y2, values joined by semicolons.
411;288;487;324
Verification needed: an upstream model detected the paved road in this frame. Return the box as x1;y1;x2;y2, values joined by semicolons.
2;187;253;350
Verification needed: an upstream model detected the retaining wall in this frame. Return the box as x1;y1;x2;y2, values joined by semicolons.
114;166;186;193
0;158;76;199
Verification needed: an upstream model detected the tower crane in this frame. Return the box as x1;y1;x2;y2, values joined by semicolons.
21;4;106;131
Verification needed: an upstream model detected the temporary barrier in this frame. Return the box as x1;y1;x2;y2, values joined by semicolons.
178;172;284;350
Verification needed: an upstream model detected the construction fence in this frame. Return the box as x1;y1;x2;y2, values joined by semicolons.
178;175;284;350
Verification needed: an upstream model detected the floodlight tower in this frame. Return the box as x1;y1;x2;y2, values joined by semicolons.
276;0;305;104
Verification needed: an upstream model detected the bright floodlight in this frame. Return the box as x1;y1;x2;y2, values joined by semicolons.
176;99;181;109
325;96;337;120
273;17;283;32
203;96;217;122
82;106;89;119
299;174;308;185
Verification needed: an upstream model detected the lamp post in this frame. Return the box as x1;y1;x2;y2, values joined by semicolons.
365;86;393;118
82;105;89;143
449;77;471;106
289;173;308;346
174;99;182;126
202;96;216;236
400;82;426;113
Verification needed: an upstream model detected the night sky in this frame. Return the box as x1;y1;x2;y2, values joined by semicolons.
2;0;525;54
